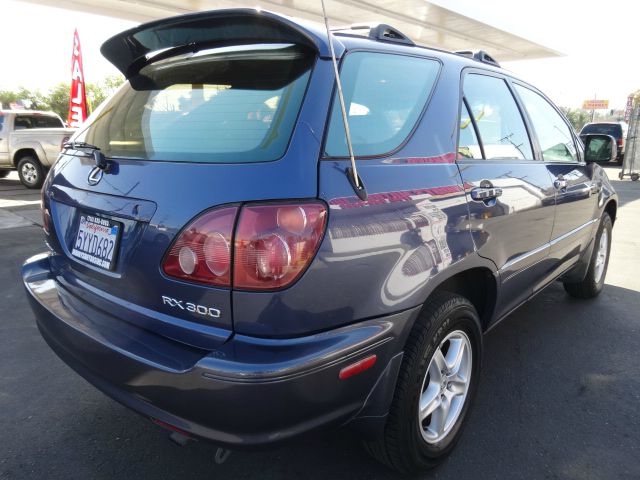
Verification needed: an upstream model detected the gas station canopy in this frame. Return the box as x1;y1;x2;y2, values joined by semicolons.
19;0;561;61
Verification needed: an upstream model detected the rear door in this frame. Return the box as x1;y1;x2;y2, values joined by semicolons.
512;83;599;288
456;71;556;320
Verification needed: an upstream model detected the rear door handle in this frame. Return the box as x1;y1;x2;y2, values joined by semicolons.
554;178;567;190
470;186;503;201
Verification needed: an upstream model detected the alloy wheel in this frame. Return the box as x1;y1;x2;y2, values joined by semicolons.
418;330;472;444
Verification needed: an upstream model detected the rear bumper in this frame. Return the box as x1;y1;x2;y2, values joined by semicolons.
23;252;416;448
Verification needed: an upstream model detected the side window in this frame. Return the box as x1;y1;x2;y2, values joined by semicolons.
458;103;482;159
514;85;577;162
463;74;533;160
324;52;440;157
14;116;33;130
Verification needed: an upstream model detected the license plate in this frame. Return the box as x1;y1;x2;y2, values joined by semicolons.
71;214;122;270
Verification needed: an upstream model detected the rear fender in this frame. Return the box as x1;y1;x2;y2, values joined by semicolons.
12;142;45;166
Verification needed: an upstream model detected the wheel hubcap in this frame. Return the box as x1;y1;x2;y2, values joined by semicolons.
21;163;37;184
594;229;608;284
418;330;472;444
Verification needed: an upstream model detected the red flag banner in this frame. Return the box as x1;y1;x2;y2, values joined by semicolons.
68;29;87;128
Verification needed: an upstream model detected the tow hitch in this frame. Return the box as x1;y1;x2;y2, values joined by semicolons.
154;418;233;464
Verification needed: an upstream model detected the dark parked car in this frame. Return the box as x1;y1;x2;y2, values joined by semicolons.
580;122;627;162
23;9;618;473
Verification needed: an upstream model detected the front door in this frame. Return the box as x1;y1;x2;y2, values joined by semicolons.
512;84;600;290
456;72;556;321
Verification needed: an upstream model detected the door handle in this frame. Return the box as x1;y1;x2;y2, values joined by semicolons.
470;186;503;201
553;178;567;190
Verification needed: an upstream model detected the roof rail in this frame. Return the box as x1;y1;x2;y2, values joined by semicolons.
331;23;415;46
455;50;501;68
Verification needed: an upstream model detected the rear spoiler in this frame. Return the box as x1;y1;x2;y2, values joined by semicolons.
101;8;343;79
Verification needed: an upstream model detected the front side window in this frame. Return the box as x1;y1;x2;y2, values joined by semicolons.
75;44;314;163
324;52;440;157
463;74;533;160
514;85;577;162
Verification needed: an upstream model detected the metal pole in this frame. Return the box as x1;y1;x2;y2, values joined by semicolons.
320;0;360;189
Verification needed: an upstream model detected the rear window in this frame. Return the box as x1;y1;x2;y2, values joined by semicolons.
75;44;314;163
14;115;63;129
324;52;440;157
580;123;621;137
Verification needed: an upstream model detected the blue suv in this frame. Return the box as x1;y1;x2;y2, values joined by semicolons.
23;9;618;473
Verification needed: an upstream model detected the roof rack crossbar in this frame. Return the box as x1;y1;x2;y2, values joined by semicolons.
332;23;414;46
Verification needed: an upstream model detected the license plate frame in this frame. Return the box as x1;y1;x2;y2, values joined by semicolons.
71;214;122;271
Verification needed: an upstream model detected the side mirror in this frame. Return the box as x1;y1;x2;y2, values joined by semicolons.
584;134;617;163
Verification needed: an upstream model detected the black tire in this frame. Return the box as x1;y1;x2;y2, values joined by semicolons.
17;155;44;189
364;291;482;473
0;170;10;179
563;212;612;299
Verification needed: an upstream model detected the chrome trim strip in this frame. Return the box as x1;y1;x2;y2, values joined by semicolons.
500;243;549;274
549;218;598;247
499;218;598;277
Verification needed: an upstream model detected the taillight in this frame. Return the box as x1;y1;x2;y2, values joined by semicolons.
162;207;237;287
618;137;623;146
162;202;327;290
234;203;327;290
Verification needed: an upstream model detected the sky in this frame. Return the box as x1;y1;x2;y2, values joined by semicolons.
0;0;638;109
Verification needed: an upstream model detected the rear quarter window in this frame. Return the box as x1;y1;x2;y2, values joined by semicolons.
324;52;440;157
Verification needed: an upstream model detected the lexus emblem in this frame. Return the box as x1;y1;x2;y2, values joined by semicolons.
87;167;103;186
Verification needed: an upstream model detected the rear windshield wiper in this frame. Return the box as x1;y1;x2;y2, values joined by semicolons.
63;141;101;151
63;141;110;172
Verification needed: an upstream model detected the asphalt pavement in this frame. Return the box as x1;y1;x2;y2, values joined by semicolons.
1;168;639;480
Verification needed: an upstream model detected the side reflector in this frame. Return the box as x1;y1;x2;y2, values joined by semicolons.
339;354;377;380
151;418;193;437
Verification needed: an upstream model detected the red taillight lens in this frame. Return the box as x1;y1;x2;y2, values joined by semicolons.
618;138;623;146
162;207;237;287
234;203;327;290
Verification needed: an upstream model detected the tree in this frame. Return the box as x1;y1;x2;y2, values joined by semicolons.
46;83;71;119
561;107;591;132
0;75;124;119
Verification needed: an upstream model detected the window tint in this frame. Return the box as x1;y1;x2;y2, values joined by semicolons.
580;123;621;138
515;85;577;162
463;74;533;160
458;103;482;159
14;115;63;129
0;115;4;131
324;52;440;157
77;44;314;163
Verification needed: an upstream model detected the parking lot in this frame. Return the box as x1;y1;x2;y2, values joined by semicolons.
1;167;639;480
